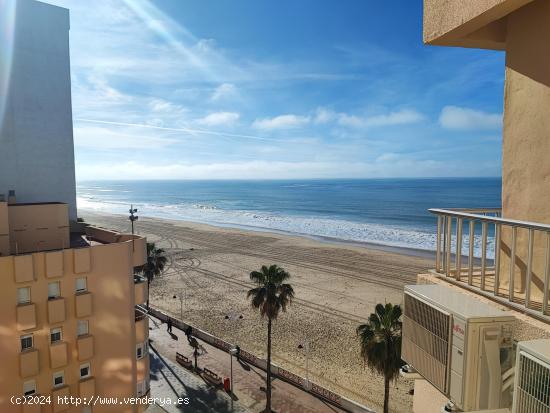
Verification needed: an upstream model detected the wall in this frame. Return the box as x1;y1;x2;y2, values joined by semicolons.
423;0;532;49
7;203;70;254
0;0;77;220
0;238;146;413
498;0;550;301
0;202;9;256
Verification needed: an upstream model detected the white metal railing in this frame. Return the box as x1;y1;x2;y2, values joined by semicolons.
429;208;550;321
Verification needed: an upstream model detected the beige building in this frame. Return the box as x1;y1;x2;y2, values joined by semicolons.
0;194;149;413
407;1;550;412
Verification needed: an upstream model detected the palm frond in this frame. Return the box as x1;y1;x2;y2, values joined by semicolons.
357;303;402;382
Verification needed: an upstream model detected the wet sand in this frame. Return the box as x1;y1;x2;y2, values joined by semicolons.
81;210;433;413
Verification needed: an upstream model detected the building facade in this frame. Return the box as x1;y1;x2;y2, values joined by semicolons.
0;198;149;413
409;1;550;412
0;0;77;220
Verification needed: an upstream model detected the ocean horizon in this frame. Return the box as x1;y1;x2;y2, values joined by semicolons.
77;177;501;255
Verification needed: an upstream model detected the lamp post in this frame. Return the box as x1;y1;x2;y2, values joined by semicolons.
229;346;239;411
224;312;243;411
128;205;138;251
298;339;311;390
172;292;184;321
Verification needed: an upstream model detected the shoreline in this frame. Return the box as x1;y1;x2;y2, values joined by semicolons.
79;208;437;260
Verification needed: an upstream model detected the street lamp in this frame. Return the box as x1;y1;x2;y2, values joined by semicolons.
298;340;311;390
128;205;138;251
172;291;184;321
229;346;239;411
224;312;243;411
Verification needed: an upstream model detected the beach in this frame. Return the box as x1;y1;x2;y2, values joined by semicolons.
82;210;433;413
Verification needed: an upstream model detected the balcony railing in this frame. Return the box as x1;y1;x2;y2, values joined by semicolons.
135;307;147;322
430;208;550;321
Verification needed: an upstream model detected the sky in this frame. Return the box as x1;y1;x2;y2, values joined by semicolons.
43;0;505;181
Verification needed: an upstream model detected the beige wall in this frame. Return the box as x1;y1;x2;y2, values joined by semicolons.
7;203;70;255
497;0;550;301
0;234;147;413
0;202;9;256
423;0;532;49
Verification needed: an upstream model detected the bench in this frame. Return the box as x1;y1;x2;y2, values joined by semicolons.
202;367;222;386
176;352;193;369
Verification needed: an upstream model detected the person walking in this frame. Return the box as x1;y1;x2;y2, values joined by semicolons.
167;318;173;333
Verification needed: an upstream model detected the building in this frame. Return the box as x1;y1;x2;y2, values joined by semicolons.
407;1;550;412
0;195;149;413
0;0;77;220
0;1;151;411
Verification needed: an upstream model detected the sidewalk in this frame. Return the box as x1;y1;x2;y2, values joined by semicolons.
148;316;347;413
148;321;250;412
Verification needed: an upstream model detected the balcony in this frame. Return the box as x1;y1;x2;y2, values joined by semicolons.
45;250;64;278
134;275;147;305
73;247;91;274
135;308;148;343
22;400;42;413
79;377;95;399
430;208;550;321
14;254;34;283
51;386;70;413
17;303;36;330
49;342;68;368
75;292;92;318
47;297;66;323
20;349;39;378
77;335;94;361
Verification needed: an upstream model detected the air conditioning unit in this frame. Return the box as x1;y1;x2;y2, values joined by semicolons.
402;284;515;412
512;339;550;413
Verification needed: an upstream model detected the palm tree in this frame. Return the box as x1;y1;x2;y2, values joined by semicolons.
137;242;167;310
356;303;403;413
247;265;294;413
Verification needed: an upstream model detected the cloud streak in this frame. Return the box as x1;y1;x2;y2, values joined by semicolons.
74;118;284;142
439;106;502;130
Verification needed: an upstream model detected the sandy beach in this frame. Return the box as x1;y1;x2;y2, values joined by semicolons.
81;210;433;413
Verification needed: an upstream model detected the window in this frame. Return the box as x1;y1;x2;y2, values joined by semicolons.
23;380;36;397
75;277;87;293
48;282;60;299
53;371;64;388
77;320;89;337
136;378;149;397
17;287;31;304
20;334;33;351
136;342;148;360
50;327;62;344
80;363;91;379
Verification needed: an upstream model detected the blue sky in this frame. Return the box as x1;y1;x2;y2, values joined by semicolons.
44;0;505;180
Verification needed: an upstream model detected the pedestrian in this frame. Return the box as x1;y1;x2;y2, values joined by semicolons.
185;325;193;342
167;318;172;333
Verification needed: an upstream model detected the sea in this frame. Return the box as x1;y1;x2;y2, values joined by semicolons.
77;178;501;255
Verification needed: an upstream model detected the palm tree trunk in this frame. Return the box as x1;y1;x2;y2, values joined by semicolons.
146;276;151;311
266;317;272;413
383;374;390;413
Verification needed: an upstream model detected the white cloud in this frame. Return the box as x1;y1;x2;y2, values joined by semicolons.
195;112;240;126
211;83;237;101
314;107;336;124
439;106;502;130
252;114;311;130
76;157;499;181
338;109;425;128
148;98;185;114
